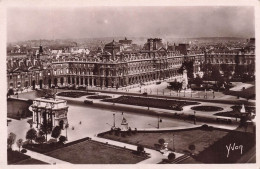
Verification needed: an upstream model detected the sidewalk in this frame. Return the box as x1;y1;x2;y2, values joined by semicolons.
92;136;183;164
25;149;71;164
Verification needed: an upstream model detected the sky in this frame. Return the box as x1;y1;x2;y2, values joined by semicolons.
7;6;255;42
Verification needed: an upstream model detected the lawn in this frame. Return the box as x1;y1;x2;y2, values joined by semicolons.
100;127;228;155
8;149;48;165
7;99;32;120
99;126;255;163
45;140;147;164
7;150;30;164
224;86;255;100
102;96;199;111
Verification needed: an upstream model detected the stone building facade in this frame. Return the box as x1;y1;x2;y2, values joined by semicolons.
49;38;203;89
7;38;254;91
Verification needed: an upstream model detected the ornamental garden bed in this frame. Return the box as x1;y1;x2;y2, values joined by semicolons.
214;105;255;118
87;95;112;99
57;92;96;98
191;106;223;112
102;96;199;111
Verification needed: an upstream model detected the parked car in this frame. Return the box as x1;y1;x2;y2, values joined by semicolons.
156;81;161;85
142;92;148;96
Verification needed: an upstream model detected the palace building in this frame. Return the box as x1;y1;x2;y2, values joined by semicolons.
6;37;255;91
49;38;203;88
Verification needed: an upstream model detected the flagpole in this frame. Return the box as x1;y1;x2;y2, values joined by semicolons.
173;134;175;152
158;115;159;129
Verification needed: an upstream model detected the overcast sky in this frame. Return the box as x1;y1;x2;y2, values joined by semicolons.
7;6;254;42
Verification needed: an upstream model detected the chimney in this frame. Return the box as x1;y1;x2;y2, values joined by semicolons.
148;39;153;51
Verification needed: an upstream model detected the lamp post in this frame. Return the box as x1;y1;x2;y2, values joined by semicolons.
113;113;115;128
157;116;162;129
172;134;175;152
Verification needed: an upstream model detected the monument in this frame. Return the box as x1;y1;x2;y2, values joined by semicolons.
121;116;129;131
182;68;188;90
30;97;69;130
240;104;246;113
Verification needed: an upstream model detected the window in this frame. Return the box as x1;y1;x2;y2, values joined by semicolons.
10;76;12;80
225;59;228;63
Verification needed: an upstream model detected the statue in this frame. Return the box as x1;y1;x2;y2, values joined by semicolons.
240;104;246;113
182;67;188;90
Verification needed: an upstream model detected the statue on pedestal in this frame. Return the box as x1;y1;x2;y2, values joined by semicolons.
182;67;188;90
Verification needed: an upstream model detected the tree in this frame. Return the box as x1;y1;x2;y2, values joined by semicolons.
7;89;14;97
211;66;221;84
38;130;45;137
193;75;203;87
137;145;144;154
51;126;61;140
168;153;176;161
201;62;213;80
158;138;165;145
7;132;16;149
169;80;182;91
26;128;37;143
178;61;194;79
221;64;233;80
59;135;66;144
188;144;196;155
234;65;246;77
40;119;52;142
16;139;23;152
35;136;46;144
